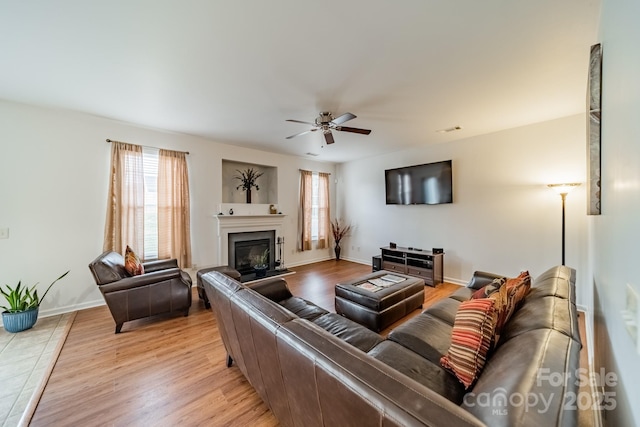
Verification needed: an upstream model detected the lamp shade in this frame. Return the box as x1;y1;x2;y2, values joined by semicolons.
548;183;581;195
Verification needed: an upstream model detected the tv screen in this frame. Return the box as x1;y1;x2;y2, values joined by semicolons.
385;160;453;205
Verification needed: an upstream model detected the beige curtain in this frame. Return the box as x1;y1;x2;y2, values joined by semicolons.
316;172;331;249
158;149;192;268
298;170;313;251
103;141;145;256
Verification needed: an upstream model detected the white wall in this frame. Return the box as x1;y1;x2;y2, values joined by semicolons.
590;0;640;425
337;115;589;297
0;100;335;316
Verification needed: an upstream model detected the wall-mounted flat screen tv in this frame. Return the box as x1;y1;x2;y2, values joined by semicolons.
385;160;453;205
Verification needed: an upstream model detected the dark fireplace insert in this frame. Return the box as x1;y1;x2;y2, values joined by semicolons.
228;230;275;275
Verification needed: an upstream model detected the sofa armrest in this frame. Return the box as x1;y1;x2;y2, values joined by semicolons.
98;268;185;293
466;270;505;290
143;258;179;273
248;278;293;302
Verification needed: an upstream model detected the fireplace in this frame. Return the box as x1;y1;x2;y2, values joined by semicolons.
228;230;275;275
215;213;285;270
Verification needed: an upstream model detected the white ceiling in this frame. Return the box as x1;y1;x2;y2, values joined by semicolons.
0;1;601;163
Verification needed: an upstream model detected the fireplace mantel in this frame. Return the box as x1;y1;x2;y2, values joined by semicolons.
215;214;286;266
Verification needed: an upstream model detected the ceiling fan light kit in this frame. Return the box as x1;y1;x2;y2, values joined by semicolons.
286;111;371;145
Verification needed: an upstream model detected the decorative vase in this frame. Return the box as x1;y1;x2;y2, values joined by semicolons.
246;189;252;204
2;307;39;333
334;243;341;260
254;266;267;278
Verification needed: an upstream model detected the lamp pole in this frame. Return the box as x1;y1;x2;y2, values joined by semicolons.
548;183;581;267
560;192;567;266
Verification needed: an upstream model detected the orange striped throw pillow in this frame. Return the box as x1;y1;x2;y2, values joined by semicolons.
440;298;497;388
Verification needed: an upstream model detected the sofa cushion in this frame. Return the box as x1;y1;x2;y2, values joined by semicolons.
124;245;144;276
500;295;581;345
530;265;576;301
440;298;497;389
448;287;473;302
368;340;465;404
312;313;383;352
279;297;328;321
387;313;453;364
463;328;581;427
529;268;575;303
423;297;461;325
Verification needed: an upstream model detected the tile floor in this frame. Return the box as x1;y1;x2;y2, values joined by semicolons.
0;313;73;427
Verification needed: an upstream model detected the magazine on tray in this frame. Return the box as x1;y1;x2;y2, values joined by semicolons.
357;282;381;292
380;274;406;283
367;278;395;287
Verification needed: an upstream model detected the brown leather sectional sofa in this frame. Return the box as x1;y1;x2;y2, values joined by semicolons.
202;265;581;427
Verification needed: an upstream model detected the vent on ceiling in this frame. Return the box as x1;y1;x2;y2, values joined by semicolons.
436;126;463;133
306;152;319;157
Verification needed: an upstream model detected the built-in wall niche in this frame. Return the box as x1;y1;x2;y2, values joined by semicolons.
221;160;277;204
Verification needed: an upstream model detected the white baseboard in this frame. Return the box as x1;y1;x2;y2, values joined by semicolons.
39;299;105;318
445;276;466;286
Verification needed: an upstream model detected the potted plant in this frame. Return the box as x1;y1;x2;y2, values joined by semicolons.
252;249;269;278
234;168;264;204
330;219;352;260
1;271;69;333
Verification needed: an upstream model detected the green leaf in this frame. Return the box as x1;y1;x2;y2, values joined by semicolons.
1;271;69;312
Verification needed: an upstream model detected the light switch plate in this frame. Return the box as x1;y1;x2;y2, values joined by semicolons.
0;228;9;239
623;284;639;354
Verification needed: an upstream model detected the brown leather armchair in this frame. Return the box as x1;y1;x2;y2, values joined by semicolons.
89;251;192;333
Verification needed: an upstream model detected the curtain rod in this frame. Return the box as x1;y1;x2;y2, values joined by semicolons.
106;139;189;155
299;169;331;175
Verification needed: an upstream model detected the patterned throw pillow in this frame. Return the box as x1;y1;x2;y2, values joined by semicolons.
124;245;144;276
471;277;505;299
489;283;509;344
503;270;531;322
440;298;497;389
489;271;531;346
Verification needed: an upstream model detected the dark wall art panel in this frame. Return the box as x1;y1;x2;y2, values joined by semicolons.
587;43;602;215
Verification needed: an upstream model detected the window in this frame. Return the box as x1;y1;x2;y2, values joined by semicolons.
142;147;159;260
311;173;319;240
299;170;330;251
103;140;192;267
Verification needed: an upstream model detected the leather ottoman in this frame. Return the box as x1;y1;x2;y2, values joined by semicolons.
335;271;425;332
196;266;241;308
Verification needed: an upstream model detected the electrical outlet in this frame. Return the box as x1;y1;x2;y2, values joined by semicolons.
0;228;9;239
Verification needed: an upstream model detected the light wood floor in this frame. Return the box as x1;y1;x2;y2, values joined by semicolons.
30;261;591;426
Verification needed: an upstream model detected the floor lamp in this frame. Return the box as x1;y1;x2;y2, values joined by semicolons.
548;183;581;265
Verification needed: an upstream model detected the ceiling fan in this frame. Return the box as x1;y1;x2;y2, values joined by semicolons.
286;112;371;145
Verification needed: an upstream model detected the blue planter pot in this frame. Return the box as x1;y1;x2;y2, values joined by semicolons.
254;266;268;278
2;307;39;333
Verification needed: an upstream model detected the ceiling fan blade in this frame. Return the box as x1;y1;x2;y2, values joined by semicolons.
324;131;335;145
286;119;316;126
330;112;356;125
337;126;371;135
286;129;315;139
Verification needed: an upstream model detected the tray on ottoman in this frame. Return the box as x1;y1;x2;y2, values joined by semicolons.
335;271;425;332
